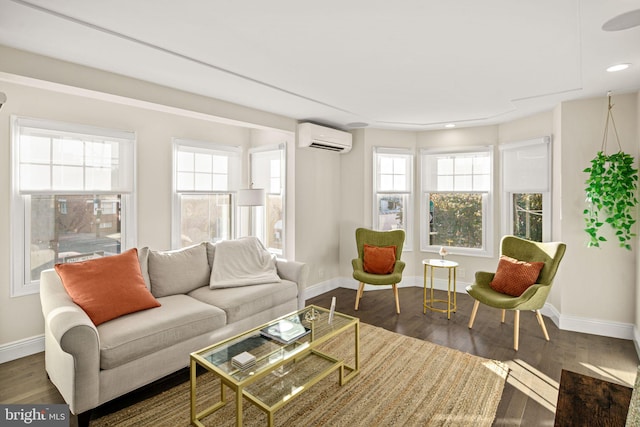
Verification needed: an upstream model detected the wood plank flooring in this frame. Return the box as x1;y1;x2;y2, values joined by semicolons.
1;287;638;426
309;288;639;426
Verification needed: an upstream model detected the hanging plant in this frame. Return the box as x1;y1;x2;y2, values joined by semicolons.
583;94;639;250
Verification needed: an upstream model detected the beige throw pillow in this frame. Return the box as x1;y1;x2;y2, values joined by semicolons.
148;242;210;297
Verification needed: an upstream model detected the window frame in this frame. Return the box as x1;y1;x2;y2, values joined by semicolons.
500;137;551;242
171;138;241;249
249;144;286;257
372;147;414;251
420;146;494;257
10;116;137;296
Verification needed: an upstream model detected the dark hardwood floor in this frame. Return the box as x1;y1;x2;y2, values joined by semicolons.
1;287;638;426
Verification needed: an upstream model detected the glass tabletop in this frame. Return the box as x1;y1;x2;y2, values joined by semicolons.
194;305;357;383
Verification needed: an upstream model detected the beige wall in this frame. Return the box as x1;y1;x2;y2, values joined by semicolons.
295;146;342;284
0;46;298;348
555;94;638;324
338;96;639;333
1;43;639;352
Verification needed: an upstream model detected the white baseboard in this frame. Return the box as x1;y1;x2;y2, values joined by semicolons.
306;277;636;342
633;326;640;358
303;275;471;299
0;335;44;364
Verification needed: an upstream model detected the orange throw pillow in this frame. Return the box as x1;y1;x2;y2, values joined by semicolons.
54;248;161;326
489;255;545;297
363;244;396;274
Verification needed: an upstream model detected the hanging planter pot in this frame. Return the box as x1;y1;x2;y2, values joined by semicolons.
583;94;639;250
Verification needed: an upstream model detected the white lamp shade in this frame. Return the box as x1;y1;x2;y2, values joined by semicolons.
237;188;265;206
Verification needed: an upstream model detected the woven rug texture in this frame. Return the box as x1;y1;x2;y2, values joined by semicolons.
91;322;508;426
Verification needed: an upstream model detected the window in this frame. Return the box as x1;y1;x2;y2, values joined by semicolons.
172;139;241;248
500;137;551;242
421;148;492;255
250;145;286;255
11;117;135;296
373;148;414;250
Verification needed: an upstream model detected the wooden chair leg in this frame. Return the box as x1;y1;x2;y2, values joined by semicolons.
392;283;400;314
354;282;365;310
468;300;480;328
513;310;520;351
536;310;550;341
501;309;506;323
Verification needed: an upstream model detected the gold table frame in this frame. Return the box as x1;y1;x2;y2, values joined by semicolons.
190;305;359;426
423;258;459;320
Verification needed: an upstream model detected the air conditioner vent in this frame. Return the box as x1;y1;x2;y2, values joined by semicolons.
297;122;352;153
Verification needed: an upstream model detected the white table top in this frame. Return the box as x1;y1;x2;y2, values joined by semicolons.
422;258;459;268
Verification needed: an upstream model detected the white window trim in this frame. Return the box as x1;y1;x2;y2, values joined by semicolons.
10;116;137;297
249;144;287;257
420;146;494;257
171;138;241;249
373;147;414;251
499;137;552;241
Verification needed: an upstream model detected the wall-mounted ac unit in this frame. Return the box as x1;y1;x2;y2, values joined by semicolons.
297;122;352;153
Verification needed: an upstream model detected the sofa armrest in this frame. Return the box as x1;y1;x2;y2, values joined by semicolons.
40;269;100;414
276;259;308;310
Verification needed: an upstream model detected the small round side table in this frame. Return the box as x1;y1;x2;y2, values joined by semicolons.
423;259;459;320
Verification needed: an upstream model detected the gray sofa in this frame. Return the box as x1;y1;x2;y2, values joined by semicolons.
39;240;307;417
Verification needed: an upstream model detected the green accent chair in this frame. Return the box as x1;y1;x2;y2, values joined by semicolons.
467;235;566;351
352;228;406;314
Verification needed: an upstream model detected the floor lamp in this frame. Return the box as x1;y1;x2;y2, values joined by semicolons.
237;186;265;238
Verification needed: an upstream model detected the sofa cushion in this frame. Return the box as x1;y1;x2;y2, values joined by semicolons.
189;280;297;324
148;242;210;297
97;294;226;370
54;248;161;326
138;246;151;290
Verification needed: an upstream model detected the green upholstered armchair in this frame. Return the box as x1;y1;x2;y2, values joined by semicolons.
352;228;406;314
467;235;566;351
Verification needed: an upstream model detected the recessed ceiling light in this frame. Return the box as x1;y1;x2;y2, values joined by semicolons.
606;63;631;72
602;9;640;31
445;123;456;128
346;122;369;128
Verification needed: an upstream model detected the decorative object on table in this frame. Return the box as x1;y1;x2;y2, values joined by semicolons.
328;296;336;324
466;235;566;351
352;227;406;314
260;315;310;344
438;246;448;260
304;308;319;322
231;351;256;370
583;92;638;250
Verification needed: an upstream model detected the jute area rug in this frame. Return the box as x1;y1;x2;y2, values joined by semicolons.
91;323;508;426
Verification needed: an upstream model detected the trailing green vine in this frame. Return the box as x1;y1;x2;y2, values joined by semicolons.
583;151;638;250
583;94;638;250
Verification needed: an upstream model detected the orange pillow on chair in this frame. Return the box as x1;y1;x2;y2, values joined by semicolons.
489;255;545;297
363;244;396;274
54;248;161;326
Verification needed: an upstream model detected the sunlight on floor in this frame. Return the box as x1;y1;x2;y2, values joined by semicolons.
505;359;559;413
579;362;637;387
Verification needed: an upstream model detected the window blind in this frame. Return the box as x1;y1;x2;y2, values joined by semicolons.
14;117;135;194
500;137;550;193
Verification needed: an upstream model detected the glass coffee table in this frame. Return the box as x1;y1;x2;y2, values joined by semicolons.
190;305;360;427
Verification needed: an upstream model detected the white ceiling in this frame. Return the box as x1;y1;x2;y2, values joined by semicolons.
0;0;639;130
